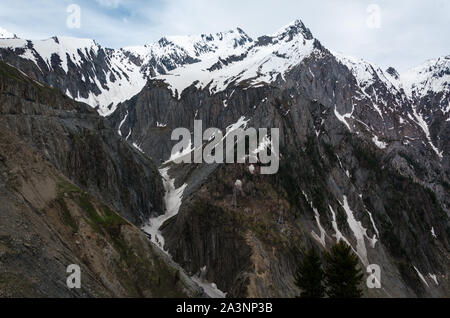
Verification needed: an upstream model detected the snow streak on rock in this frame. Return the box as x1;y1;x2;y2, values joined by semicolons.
191;266;227;298
414;266;430;287
302;191;327;247
339;196;377;266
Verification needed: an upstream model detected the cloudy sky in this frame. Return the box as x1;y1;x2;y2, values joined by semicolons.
0;0;448;71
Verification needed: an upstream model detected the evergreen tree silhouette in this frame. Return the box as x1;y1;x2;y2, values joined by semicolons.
324;241;364;298
294;248;325;298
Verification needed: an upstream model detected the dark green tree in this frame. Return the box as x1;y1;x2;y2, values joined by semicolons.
294;248;325;298
324;241;364;298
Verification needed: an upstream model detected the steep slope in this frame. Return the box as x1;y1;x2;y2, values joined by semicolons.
0;36;146;116
0;61;164;225
0;61;203;297
399;56;450;165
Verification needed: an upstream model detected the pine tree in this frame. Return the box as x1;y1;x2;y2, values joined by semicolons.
324;241;364;298
294;248;325;298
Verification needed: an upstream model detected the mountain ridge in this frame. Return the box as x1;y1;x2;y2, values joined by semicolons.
2;20;447;119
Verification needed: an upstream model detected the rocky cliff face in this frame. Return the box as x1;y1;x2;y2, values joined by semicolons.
0;36;147;116
0;123;201;297
0;61;202;297
399;56;450;168
0;62;165;225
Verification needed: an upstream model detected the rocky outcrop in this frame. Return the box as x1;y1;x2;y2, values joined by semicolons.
0;122;202;297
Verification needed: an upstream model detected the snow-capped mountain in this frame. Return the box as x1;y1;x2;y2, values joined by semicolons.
0;35;146;116
0;19;449;298
3;20;445;158
123;27;253;77
105;19;449;296
154;20;318;97
121;20;319;98
0;26;17;39
402;56;450;114
399;56;450;160
1;21;447;123
0;27;255;115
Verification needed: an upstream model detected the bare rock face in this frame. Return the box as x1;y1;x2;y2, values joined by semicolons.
0;120;202;297
402;56;450;168
0;61;207;297
0;62;164;226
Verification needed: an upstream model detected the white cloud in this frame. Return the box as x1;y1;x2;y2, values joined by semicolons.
95;0;121;8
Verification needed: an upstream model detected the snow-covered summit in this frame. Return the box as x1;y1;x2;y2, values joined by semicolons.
122;27;254;78
272;19;314;41
0;35;100;72
163;27;253;57
0;27;17;39
334;53;404;98
401;55;450;99
1;19;447;120
155;19;318;97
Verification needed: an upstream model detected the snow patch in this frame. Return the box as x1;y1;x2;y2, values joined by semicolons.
428;273;439;286
191;266;227;298
117;111;129;136
142;167;187;254
372;135;387;149
431;227;437;239
339;196;378;265
132;142;144;153
334;104;354;131
328;206;350;245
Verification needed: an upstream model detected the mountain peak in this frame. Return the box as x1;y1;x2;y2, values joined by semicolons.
401;54;450;97
275;19;313;41
386;67;400;80
0;26;18;39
